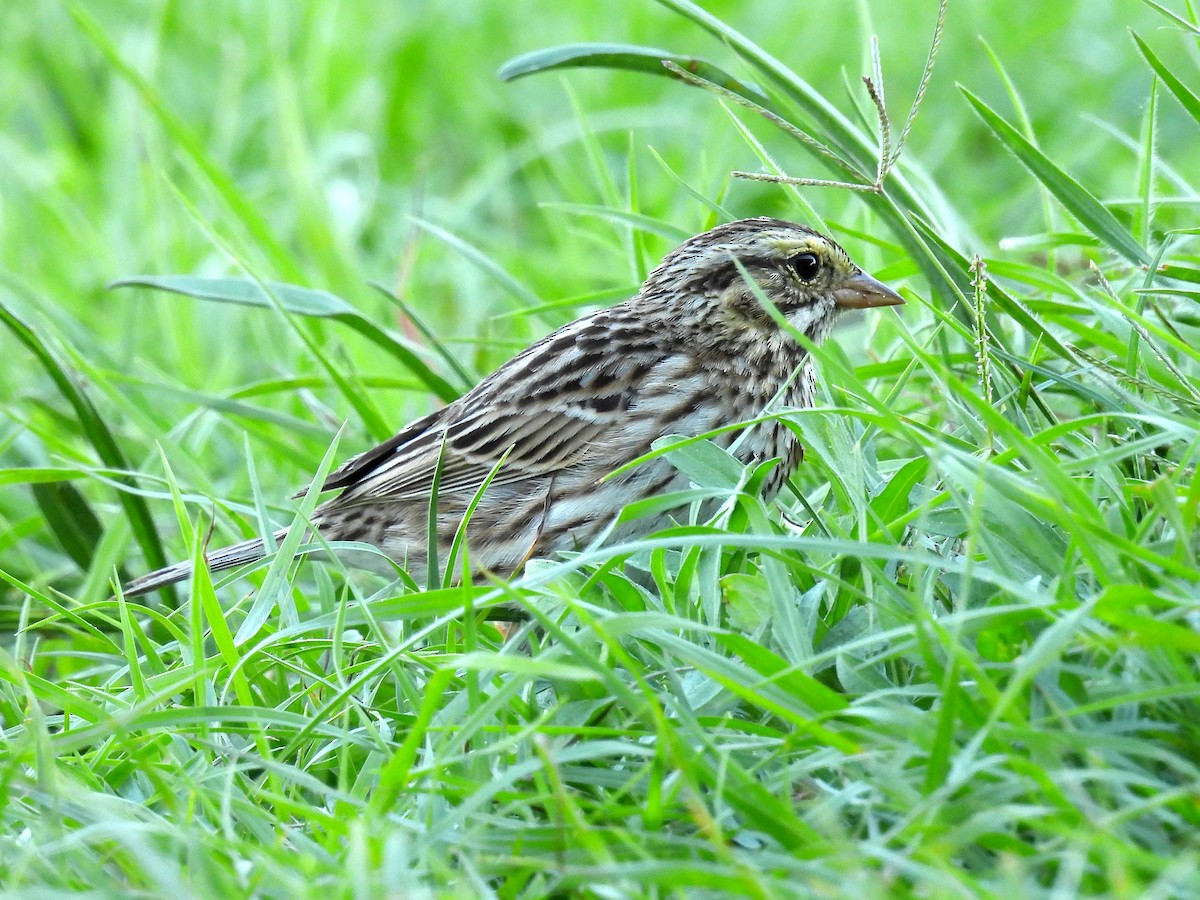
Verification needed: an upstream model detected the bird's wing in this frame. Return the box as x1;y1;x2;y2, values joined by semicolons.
331;396;629;506
318;407;446;493
317;321;668;505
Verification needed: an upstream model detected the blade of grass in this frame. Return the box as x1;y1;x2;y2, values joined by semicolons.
1132;31;1200;125
498;42;771;106
111;275;460;403
0;297;173;604
233;427;344;644
960;87;1150;267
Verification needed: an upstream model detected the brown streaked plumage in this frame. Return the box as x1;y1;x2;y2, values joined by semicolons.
123;218;902;596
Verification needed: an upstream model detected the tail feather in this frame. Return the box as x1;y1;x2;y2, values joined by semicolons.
122;535;273;597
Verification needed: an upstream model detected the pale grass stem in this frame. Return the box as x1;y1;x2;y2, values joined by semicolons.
732;0;948;193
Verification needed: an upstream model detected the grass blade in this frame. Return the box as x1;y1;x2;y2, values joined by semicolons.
960;87;1150;266
1132;31;1200;125
0;298;173;603
30;481;117;579
111;275;460;403
498;42;771;106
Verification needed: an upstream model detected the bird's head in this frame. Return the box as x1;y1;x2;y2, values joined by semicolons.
641;217;903;344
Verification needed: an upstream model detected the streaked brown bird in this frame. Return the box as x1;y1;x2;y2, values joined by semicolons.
124;218;902;596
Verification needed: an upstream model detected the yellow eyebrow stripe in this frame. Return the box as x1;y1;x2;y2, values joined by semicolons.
769;237;824;255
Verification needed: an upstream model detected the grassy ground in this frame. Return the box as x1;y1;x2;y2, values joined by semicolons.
3;0;1200;896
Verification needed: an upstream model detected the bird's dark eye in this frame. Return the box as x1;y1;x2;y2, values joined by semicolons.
790;252;821;281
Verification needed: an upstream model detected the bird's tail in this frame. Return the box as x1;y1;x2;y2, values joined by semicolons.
122;533;280;597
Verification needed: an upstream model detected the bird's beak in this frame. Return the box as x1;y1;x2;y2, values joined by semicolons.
833;270;905;310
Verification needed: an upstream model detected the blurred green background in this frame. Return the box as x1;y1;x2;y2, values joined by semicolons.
3;0;1185;330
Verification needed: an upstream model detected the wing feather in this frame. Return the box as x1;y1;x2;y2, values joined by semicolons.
312;308;671;509
335;401;625;506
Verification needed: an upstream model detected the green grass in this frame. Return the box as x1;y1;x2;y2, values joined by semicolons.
3;0;1200;896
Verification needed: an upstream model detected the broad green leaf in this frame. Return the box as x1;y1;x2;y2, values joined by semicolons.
721;572;773;632
869;457;928;539
654;434;746;490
